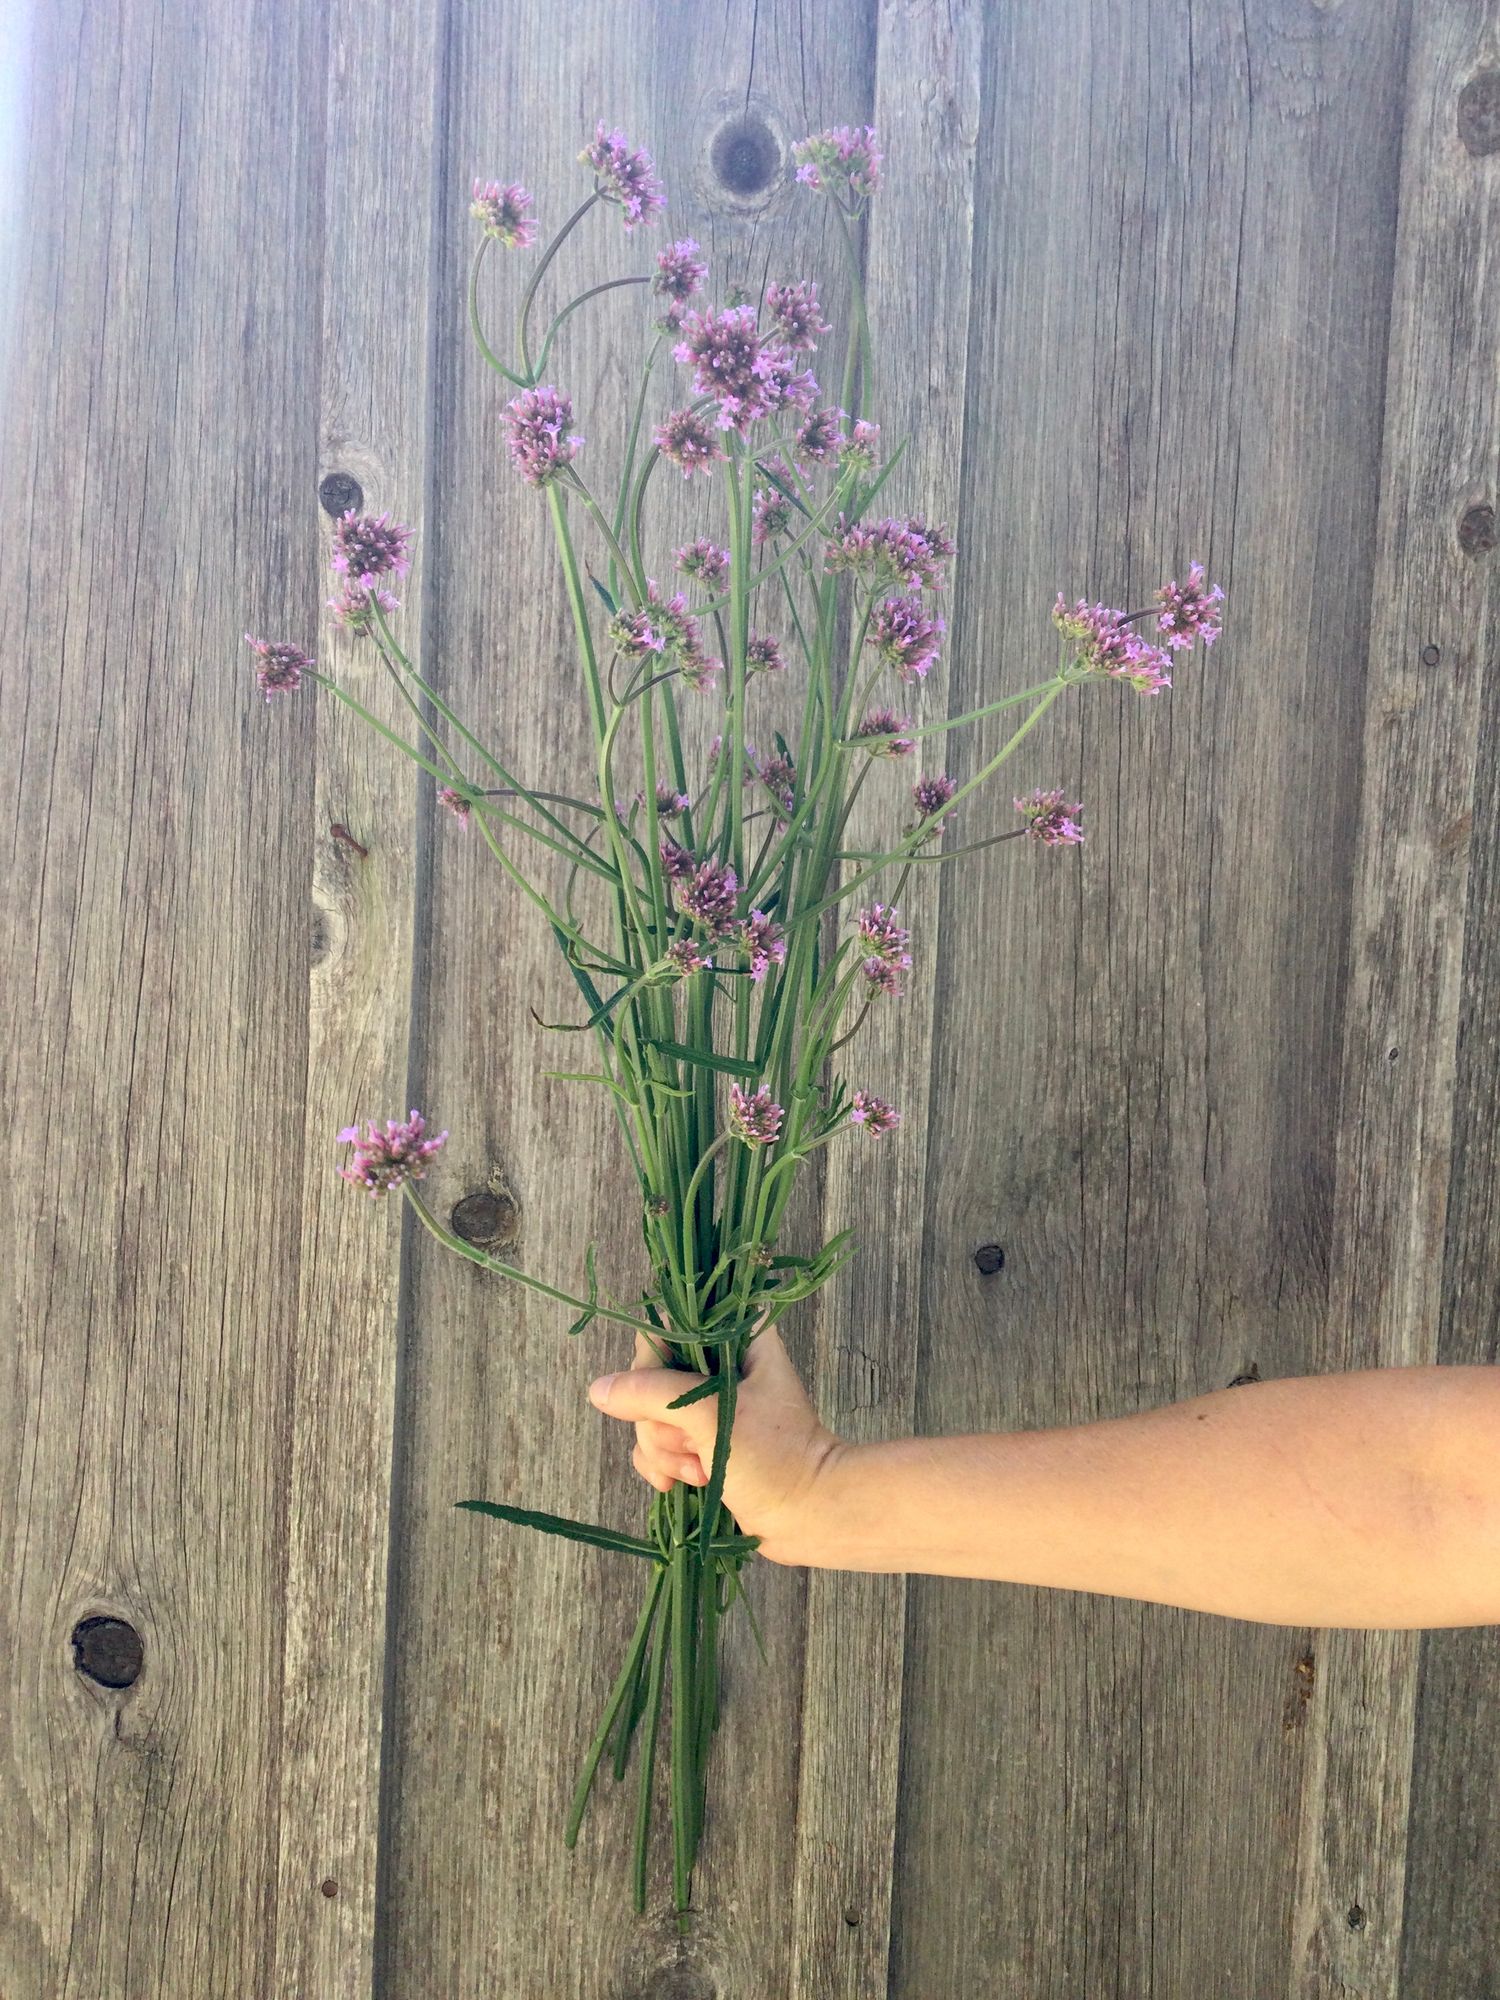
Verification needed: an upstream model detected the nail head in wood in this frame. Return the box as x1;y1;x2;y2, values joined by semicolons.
709;114;781;197
71;1616;144;1689
320;1878;339;1898
319;471;364;518
1456;71;1500;155
1420;645;1440;667
973;1242;1005;1275
1458;504;1496;555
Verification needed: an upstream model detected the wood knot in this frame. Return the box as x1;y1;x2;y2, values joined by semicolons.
1420;645;1441;667
709;113;781;198
973;1243;1005;1275
71;1616;143;1689
451;1187;519;1250
1458;504;1496;555
319;471;364;518
1457;71;1500;155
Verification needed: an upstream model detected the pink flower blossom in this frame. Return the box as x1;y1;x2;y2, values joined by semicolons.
849;1089;900;1135
504;386;584;486
469;180;538;248
244;635;313;701
336;1110;448;1197
330;510;415;586
1015;788;1085;846
729;1084;784;1146
764;279;831;352
1155;561;1225;651
580;122;666;228
792;127;883;204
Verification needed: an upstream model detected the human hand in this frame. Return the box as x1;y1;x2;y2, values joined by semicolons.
586;1318;843;1566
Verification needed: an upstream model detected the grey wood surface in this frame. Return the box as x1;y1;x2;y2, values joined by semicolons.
1;2;1495;1997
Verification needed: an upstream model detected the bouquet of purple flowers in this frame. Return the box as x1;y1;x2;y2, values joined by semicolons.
245;119;1222;1930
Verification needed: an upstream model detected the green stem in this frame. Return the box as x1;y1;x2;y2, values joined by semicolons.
517;191;601;380
467;236;530;386
565;1564;666;1846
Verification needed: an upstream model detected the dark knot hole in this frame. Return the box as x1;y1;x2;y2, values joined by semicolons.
710;116;780;197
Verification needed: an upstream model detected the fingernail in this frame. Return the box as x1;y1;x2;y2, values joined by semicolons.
588;1375;615;1408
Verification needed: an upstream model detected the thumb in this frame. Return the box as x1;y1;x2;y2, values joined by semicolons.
588;1366;714;1441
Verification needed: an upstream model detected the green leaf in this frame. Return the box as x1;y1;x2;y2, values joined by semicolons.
589;573;618;616
548;923;614;1042
543;1069;632;1100
698;1366;738;1561
455;1498;662;1561
665;1376;724;1412
646;1037;761;1080
567;1242;599;1336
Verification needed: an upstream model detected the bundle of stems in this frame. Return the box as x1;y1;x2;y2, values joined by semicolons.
245;121;1222;1931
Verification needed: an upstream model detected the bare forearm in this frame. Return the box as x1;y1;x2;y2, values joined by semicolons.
805;1365;1500;1629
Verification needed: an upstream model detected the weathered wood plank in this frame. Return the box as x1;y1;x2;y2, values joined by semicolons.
898;2;1413;1996
791;5;982;1996
0;1;325;1993
1294;9;1500;1996
269;2;444;1995
375;7;874;1995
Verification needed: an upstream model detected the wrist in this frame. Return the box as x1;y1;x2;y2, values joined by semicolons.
765;1431;875;1569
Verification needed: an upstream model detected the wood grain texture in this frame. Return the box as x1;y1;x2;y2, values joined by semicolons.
0;1;326;1993
793;5;981;1996
270;2;444;1995
1295;7;1500;1996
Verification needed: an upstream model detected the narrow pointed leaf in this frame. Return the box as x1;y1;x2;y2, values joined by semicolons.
454;1498;661;1561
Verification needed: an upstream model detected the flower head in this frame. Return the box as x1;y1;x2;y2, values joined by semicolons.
326;580;401;633
674;538;730;588
756;750;796;819
639;782;690;819
739;909;787;983
1155;560;1225;651
244;634;313;701
729;1083;784;1147
680;858;739;934
825;515;954;592
857;902;911;968
660;835;696;881
840;419;881;470
852;707;915;757
678;647;722;692
504;386;584;486
793;406;846;465
764;279;831;352
470;180;538;248
336;1110;448;1197
849;1089;900;1136
331;510;415;586
673;306;775;433
608;580;701;661
666;936;712;977
758;349;820;419
438;785;472;825
1015;787;1085;846
580;122;666;228
752;484;795;546
653;238;708;324
746;631;788;675
654;407;726;477
867;593;946;683
912;772;957;822
1052;597;1172;694
792;127;883;204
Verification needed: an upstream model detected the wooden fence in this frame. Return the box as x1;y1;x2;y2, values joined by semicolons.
3;0;1497;1994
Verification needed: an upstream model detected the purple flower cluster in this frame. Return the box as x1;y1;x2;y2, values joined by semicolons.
792;126;883;204
794;406;845;465
752;484;795;546
858;903;913;997
840;420;881;470
912;772;957;821
660;836;695;880
336;1110;448;1197
580;122;666;229
654;407;725;477
438;785;472;825
637;782;689;819
504;385;584;487
1155;561;1225;650
867;594;946;683
1052;597;1173;695
1015;788;1085;846
244;635;314;702
327;580;402;632
331;509;415;587
852;708;915;757
672;306;820;436
653;239;708;327
674;538;730;588
746;632;788;675
606;580;720;690
849;1090;900;1136
666;937;712;977
764;280;831;352
680;858;740;934
825;516;955;592
755;750;796;819
729;1084;784;1147
739;909;787;983
469;179;538;249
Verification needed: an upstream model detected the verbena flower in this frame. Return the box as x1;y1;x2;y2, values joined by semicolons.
852;707;915;757
1015;787;1085;845
758;350;820;419
609;581;702;661
867;594;946;683
244;635;313;701
840;419;881;470
336;1110;447;1196
764;279;831;352
678;647;722;692
504;385;584;486
862;957;905;997
1052;596;1173;694
666;937;712;976
746;632;787;675
331;510;415;586
729;1084;784;1146
469;179;538;248
857;902;911;967
580;122;666;228
637;782;689;818
912;772;957;820
681;859;739;934
1155;560;1225;650
660;836;695;880
326;580;401;633
673;306;774;432
653;239;707;325
849;1089;900;1135
654;407;726;477
674;538;730;587
752;485;795;545
793;406;845;465
756;751;796;818
739;910;787;983
438;785;472;825
825;516;954;592
792;127;883;204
